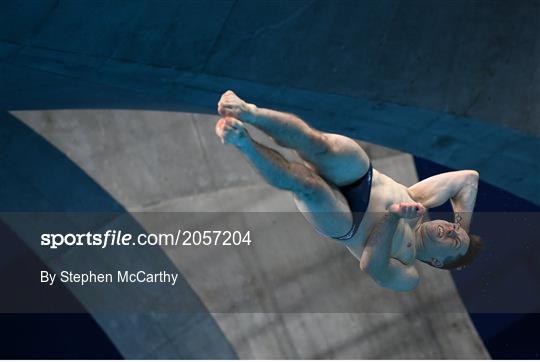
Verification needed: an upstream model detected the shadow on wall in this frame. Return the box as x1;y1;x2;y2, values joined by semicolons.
0;112;236;359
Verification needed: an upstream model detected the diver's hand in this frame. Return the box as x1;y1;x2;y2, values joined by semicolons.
389;202;425;219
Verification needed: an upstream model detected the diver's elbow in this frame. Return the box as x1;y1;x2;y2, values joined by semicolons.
467;170;480;183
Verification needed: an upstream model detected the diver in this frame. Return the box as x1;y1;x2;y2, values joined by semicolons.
215;91;483;291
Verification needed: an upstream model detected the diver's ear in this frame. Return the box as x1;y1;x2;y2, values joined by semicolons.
431;258;443;268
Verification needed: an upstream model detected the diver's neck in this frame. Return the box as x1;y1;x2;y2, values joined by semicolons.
414;223;429;261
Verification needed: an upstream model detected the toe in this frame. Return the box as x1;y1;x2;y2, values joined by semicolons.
215;118;226;134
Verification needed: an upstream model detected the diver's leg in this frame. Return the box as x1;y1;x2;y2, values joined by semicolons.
218;91;370;186
215;117;353;237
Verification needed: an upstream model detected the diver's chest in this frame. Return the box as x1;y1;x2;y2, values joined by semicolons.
390;221;417;265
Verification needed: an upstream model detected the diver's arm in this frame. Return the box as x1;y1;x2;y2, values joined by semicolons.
448;173;479;232
408;170;479;231
359;202;423;292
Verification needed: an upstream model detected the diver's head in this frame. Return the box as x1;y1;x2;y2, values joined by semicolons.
416;220;484;269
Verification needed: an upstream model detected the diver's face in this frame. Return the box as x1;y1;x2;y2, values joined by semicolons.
421;220;470;267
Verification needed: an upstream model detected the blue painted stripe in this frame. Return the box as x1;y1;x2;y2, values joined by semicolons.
0;112;237;359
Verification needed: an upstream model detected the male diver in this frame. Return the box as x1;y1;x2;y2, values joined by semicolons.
215;91;483;291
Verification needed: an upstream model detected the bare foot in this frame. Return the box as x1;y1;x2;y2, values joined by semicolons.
217;90;256;122
215;117;251;148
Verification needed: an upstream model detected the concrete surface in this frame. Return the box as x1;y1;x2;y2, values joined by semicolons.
11;109;489;359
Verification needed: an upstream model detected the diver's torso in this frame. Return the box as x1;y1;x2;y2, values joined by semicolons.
345;169;420;265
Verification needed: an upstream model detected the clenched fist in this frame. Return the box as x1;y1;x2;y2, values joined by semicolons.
388;202;425;219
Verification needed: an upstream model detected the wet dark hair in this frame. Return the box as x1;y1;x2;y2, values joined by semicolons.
438;234;485;270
